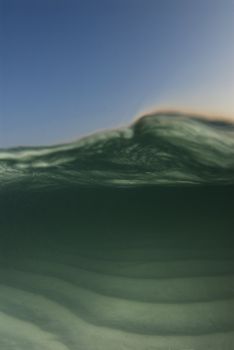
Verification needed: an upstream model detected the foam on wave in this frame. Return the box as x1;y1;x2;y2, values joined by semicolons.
0;111;234;190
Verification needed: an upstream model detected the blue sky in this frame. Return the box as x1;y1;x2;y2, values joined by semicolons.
1;0;234;147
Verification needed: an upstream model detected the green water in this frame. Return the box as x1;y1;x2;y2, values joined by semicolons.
0;112;234;349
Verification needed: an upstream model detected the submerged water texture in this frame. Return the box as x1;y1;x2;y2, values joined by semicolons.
0;112;234;350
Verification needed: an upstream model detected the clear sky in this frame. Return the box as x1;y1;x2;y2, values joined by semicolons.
1;0;234;147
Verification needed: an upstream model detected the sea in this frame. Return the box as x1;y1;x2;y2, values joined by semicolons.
0;111;234;350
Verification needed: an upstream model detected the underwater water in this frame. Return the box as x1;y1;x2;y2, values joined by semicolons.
0;111;234;350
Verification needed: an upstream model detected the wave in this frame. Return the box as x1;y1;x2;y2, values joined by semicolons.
1;111;234;190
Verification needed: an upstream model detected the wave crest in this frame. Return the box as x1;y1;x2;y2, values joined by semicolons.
1;111;234;189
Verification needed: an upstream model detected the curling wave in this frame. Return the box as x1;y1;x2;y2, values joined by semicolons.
0;111;234;190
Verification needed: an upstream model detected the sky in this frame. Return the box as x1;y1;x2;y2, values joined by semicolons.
1;0;234;147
